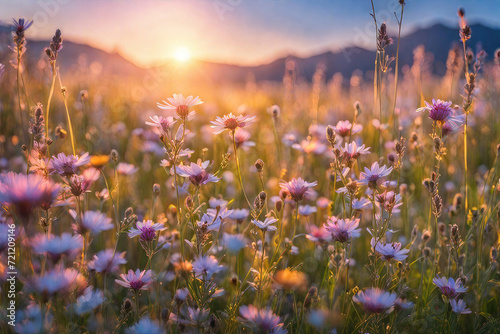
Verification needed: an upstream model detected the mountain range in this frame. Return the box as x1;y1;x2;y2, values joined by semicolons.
0;23;499;82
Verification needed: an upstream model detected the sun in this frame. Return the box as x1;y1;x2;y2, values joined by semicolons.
174;47;191;62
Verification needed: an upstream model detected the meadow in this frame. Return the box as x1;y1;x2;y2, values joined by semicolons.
1;4;500;334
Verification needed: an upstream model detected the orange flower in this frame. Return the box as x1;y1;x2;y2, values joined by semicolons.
274;268;307;291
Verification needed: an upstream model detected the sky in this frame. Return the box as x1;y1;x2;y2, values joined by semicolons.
1;0;499;67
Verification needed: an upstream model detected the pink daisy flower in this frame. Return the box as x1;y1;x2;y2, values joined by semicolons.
232;128;256;151
331;120;363;138
324;216;361;242
115;269;153;291
339;141;371;161
279;177;318;202
116;163;139;175
211;113;256;134
305;225;332;244
292;138;327;155
49;152;90;176
353;288;397;314
0;172;60;219
157;94;203;120
239;305;284;333
128;220;166;242
145;115;177;134
176;160;220;187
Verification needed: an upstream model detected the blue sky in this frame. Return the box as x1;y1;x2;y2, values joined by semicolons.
1;0;499;66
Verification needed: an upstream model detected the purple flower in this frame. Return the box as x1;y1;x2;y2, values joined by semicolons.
126;317;163;334
416;99;463;126
128;220;166;242
433;276;468;298
353;288;397;314
292;139;326;155
176;160;220;186
450;299;471;315
239;305;285;333
72;210;113;235
49;152;90;176
75;286;105;315
88;249;127;273
251;217;278;232
279;177;318;202
30;266;86;297
233;128;256;151
324;216;361;242
359;162;392;188
115;269;153;291
145;115;177;135
192;255;223;279
373;239;409;262
0;172;60;219
31;232;83;261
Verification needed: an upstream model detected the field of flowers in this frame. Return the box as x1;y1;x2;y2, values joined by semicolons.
1;4;500;334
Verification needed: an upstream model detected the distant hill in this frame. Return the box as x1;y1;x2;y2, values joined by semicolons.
0;22;499;82
186;23;500;82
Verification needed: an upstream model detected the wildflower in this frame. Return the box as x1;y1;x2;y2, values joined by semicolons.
180;307;210;327
374;240;409;262
176;160;221;186
375;190;403;213
359;162;392;188
72;210;113;235
173;260;193;276
251;217;278;232
416;99;463;127
351;197;372;213
126;317;164;334
306;225;332;244
239;305;284;333
222;233;248;253
68;167;100;197
324;216;361;242
49;152;90;176
145;115;177;135
395;298;414;310
45;29;63;63
88;155;109;169
116;269;153;291
30;266;86;297
299;205;317;216
16;302;53;334
157;94;203;120
450;299;472;315
75;287;105;315
233;128;256;150
117;162;139;175
192;255;224;279
211;113;256;134
353;288;397;314
11;18;33;59
197;213;223;232
128;220;166;242
273;268;308;290
292;138;327;155
442;113;466;136
331;120;362;138
339;141;370;162
0;172;60;219
88;249;127;273
433;276;468;298
31;233;83;261
279;177;318;202
229;208;250;223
